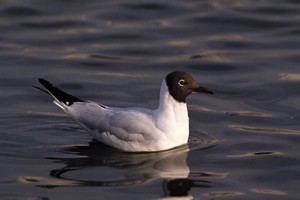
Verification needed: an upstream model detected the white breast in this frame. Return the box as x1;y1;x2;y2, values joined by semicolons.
152;80;189;149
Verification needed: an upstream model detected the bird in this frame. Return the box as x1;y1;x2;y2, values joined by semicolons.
34;71;213;152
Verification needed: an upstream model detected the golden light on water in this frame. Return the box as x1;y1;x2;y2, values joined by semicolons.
229;125;300;135
251;188;287;195
204;190;244;197
279;73;300;81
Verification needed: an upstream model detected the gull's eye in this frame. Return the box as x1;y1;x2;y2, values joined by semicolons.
178;79;186;86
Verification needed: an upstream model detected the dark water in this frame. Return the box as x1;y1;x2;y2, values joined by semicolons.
1;0;300;199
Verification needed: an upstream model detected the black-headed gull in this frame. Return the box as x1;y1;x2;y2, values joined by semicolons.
34;71;213;152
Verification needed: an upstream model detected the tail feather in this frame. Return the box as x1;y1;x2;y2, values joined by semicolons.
35;78;85;107
32;84;50;95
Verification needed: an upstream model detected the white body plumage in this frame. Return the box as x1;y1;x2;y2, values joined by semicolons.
63;80;189;152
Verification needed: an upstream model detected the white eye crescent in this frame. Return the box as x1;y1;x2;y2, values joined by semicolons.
178;79;185;86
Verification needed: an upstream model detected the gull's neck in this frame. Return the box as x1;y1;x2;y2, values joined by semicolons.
155;79;189;135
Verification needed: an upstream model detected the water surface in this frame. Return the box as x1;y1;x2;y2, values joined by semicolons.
1;0;300;199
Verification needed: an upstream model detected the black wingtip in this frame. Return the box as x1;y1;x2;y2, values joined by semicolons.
35;78;85;106
38;78;53;88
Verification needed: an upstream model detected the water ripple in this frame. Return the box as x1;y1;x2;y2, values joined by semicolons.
227;151;283;158
1;6;41;17
229;125;300;135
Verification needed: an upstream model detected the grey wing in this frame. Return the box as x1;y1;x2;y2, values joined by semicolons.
67;102;158;142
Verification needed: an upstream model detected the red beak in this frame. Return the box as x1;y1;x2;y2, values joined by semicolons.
192;85;213;94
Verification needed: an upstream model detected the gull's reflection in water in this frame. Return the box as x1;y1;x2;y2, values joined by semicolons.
49;140;192;187
21;134;216;198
